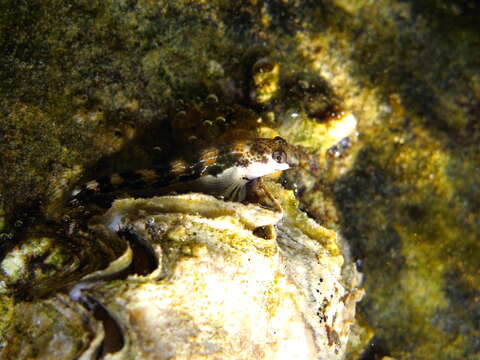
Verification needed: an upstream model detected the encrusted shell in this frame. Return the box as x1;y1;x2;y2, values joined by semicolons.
76;186;361;359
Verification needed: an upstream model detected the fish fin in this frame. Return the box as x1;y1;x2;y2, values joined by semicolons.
223;181;247;202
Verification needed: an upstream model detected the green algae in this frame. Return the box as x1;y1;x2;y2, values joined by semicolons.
0;296;98;360
0;104;66;212
335;102;480;358
0;200;5;233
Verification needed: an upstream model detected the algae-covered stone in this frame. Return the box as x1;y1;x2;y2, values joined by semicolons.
0;224;126;299
70;191;362;360
279;110;357;157
250;57;280;105
1;0;478;359
0;295;102;360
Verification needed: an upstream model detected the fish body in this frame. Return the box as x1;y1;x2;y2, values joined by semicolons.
71;137;304;207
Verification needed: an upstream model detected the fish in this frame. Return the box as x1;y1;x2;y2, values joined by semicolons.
70;136;306;208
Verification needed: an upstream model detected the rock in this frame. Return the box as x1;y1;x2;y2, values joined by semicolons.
0;295;103;360
73;187;362;359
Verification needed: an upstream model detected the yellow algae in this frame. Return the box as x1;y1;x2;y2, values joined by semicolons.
278;110;357;156
250;58;280;104
266;181;341;259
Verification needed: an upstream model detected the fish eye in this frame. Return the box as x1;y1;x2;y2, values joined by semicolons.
272;150;287;163
273;136;287;145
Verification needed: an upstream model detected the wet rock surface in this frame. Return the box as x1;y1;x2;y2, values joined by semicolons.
1;0;479;359
1;189;362;360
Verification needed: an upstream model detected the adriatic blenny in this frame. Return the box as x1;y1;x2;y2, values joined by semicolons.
70;137;305;210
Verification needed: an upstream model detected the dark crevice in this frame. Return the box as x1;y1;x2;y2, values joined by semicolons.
79;294;125;357
118;227;159;276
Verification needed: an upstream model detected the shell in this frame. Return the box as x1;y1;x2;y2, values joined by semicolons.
74;185;361;359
